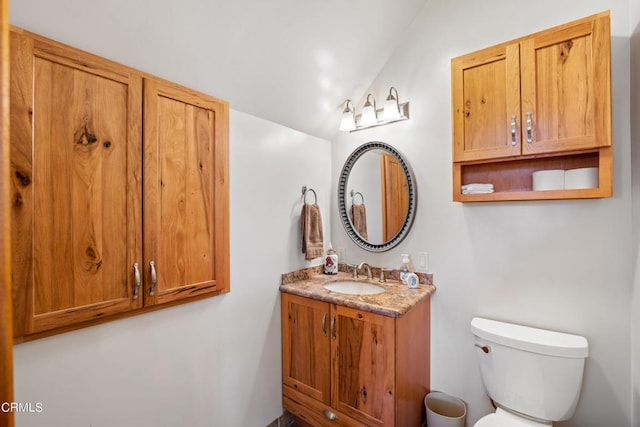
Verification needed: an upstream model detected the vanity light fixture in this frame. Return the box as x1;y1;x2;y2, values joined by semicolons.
339;86;410;132
359;94;378;127
339;100;356;131
383;87;402;121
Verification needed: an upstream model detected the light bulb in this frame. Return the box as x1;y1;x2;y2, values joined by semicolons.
383;87;401;121
360;94;377;127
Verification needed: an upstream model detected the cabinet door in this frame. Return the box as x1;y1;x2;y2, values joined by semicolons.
332;305;395;426
10;30;143;337
452;43;522;162
282;293;331;405
143;78;229;306
520;12;611;155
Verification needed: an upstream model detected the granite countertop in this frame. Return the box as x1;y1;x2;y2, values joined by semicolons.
279;265;436;318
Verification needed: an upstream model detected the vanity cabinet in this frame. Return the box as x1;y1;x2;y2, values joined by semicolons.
9;27;229;341
282;292;430;427
451;11;612;201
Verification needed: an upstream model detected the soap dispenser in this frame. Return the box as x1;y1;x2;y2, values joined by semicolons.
400;254;419;288
324;243;338;275
400;253;414;283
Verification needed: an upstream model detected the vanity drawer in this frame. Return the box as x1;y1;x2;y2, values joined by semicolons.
284;386;363;427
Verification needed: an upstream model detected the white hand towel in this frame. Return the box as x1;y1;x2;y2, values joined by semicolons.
461;183;494;191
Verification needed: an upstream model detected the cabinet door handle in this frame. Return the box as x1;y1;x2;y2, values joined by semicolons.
149;260;157;296
526;112;533;143
133;262;141;300
322;312;327;337
330;314;336;340
510;115;517;146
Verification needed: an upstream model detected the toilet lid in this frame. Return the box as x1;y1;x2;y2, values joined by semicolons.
474;409;551;427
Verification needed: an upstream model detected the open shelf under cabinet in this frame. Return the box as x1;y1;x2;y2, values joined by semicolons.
453;148;612;202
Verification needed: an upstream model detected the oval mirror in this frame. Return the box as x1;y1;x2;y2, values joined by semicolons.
338;141;417;252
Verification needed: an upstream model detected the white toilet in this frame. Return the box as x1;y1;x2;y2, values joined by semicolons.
470;317;588;427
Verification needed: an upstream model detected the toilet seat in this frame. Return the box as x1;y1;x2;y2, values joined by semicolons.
474;408;552;427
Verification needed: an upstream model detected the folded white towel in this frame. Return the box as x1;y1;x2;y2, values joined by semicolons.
461;183;494;191
462;188;495;194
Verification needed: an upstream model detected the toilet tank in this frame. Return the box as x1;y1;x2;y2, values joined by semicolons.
471;317;588;422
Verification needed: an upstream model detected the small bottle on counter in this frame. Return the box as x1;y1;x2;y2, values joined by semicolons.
400;253;414;284
324;244;338;275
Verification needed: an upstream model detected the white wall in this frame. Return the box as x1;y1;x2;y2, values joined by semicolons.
12;109;332;426
630;0;640;424
331;1;633;426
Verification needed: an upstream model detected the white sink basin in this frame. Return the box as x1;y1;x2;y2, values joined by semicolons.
323;281;385;295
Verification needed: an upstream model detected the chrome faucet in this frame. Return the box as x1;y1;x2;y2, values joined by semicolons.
349;264;359;278
357;262;373;280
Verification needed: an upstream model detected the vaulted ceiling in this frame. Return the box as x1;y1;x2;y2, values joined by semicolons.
11;0;428;140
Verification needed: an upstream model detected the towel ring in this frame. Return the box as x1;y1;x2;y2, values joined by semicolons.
350;190;365;205
302;186;317;204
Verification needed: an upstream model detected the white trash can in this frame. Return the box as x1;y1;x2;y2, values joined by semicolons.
424;391;467;427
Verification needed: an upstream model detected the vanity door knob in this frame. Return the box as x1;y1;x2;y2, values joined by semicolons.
323;409;338;421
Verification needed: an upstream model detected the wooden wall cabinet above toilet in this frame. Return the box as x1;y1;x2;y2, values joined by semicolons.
451;11;612;202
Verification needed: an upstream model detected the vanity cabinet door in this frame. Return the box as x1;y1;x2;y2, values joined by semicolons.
282;293;332;405
10;29;144;338
331;304;395;426
142;77;229;305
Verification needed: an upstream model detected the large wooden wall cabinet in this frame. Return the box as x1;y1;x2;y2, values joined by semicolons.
282;293;430;427
10;27;229;341
451;11;612;201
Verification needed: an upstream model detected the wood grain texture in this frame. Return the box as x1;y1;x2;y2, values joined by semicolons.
395;297;430;427
32;56;129;312
332;304;395;426
284;388;363;427
10;28;144;337
282;293;331;405
452;43;521;162
143;76;229;305
0;0;14;423
8;30;34;339
380;154;408;241
520;13;611;154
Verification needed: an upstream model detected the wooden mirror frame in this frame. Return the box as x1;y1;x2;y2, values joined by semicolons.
338;141;417;252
